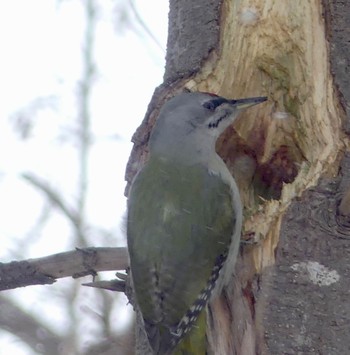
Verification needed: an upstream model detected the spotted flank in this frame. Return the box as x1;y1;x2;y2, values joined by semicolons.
169;252;228;347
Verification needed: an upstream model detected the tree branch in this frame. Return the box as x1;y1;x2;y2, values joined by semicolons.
21;172;81;230
0;247;128;291
0;295;63;355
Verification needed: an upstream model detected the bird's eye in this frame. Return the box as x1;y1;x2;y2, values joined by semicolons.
203;98;227;111
203;101;216;110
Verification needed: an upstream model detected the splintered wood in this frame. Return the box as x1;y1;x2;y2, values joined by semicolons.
185;0;345;269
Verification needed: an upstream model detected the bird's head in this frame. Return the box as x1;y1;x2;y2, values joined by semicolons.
149;92;267;163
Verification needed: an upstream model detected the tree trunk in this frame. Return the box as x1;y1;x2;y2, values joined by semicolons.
125;0;350;353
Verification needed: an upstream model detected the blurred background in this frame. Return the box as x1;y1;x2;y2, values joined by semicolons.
0;0;168;353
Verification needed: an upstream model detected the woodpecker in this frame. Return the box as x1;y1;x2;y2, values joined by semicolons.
127;92;267;354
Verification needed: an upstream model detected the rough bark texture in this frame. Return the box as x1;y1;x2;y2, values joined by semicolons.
323;0;350;133
258;154;350;354
125;0;350;354
164;0;223;82
257;2;350;353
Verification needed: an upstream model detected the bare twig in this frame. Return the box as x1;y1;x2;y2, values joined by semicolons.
0;247;128;291
78;0;96;230
21;173;81;230
128;0;165;52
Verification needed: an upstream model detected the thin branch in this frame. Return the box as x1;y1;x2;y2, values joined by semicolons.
128;0;165;52
21;173;81;230
0;295;63;355
78;0;96;227
0;247;128;291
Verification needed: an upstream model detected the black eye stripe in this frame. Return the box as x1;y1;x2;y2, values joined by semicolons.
203;98;227;110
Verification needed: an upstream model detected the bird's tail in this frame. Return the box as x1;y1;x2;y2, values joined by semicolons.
147;311;207;355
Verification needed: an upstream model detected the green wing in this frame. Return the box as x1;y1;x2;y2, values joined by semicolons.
127;156;235;334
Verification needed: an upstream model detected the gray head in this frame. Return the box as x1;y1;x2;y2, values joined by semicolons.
150;92;266;163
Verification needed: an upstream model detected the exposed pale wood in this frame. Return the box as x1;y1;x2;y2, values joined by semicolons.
185;0;345;270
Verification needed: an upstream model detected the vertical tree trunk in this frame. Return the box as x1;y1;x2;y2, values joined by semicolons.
126;0;350;353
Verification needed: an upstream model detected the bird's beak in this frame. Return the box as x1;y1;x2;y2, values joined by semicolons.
228;96;267;110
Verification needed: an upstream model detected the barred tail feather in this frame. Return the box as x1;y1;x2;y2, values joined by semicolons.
146;253;227;354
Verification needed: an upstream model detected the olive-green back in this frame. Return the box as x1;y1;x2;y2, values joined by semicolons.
127;156;235;352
